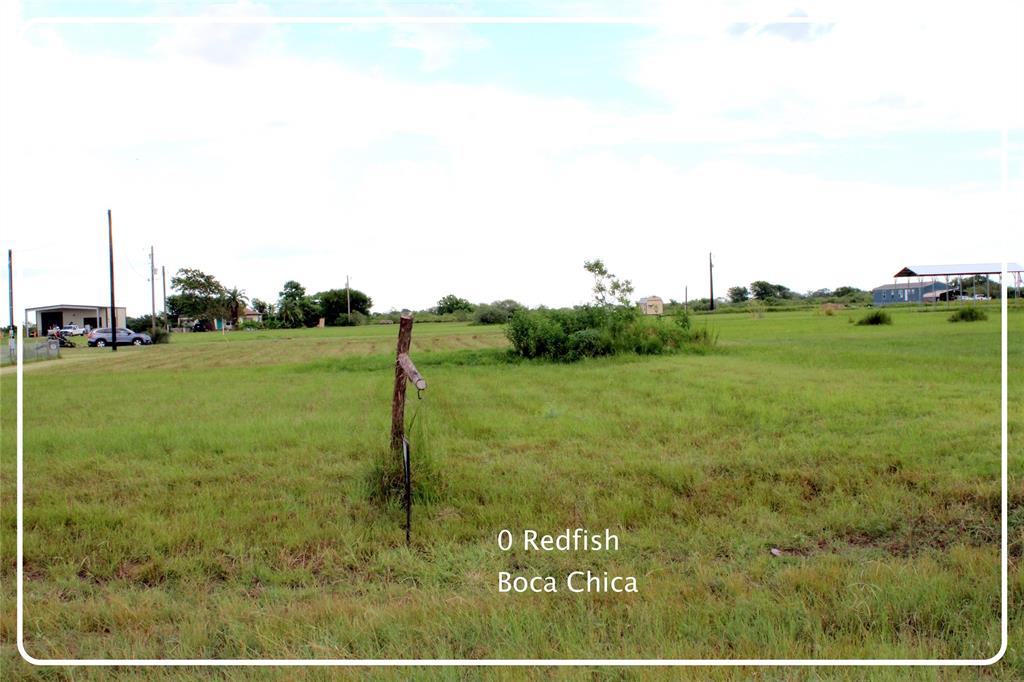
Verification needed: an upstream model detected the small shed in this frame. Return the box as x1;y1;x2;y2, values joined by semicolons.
639;296;664;315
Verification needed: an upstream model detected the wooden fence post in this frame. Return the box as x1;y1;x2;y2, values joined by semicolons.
389;314;427;545
391;315;414;453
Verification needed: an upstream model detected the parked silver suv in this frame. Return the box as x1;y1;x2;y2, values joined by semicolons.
87;328;152;347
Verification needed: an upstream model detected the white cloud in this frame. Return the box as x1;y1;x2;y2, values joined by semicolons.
0;3;1020;320
151;1;282;65
388;23;489;71
627;0;1024;136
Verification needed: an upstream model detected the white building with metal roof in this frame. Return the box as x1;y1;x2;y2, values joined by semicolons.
25;304;126;334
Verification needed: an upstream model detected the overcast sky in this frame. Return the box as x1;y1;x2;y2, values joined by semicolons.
1;1;1021;320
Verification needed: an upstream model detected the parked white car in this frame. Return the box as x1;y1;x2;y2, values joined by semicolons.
59;324;86;336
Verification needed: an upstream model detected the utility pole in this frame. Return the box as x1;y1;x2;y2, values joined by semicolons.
162;266;168;332
108;210;117;352
684;285;688;311
7;249;13;362
708;252;715;312
149;246;157;337
346;274;352;323
7;249;13;333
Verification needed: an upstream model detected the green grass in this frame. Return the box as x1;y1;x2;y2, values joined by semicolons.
1;308;1021;679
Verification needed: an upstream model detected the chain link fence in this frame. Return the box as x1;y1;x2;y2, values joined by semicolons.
2;337;61;366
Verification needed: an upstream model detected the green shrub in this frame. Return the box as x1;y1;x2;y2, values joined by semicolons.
126;318;170;342
857;310;893;326
568;328;614;360
412;310;473;323
681;325;719;354
747;300;766;319
673;309;691;330
473;300;523;325
335;310;368;326
506;307;716;362
948;307;988;323
473;304;508;325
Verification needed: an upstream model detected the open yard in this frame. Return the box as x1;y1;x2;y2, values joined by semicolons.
1;306;1021;679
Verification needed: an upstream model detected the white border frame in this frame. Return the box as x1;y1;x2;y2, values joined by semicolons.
13;14;1010;668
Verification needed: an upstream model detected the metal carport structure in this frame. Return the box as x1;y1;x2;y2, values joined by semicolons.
892;263;1024;304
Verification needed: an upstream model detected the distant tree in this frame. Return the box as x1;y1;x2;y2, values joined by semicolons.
950;275;998;295
435;294;473;315
727;286;750;303
168;268;227;321
277;280;320;328
496;299;521;313
277;298;303;328
224;287;248;323
807;288;832;299
251;298;272;316
279;280;306;301
583;259;634;307
832;286;862;298
473;299;524;325
126;314;157;333
689;297;712;312
750;281;794;301
317;288;373;325
749;281;775;301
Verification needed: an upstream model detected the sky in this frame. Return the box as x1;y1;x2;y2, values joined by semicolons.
1;0;1022;320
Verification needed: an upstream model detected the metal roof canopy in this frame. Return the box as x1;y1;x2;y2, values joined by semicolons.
24;304;115;312
893;263;1024;278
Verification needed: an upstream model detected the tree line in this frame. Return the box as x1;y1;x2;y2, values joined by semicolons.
157;266;1011;333
725;282;866;304
164;268;371;329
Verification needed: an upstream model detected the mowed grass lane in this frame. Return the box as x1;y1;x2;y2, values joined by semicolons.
1;309;1020;675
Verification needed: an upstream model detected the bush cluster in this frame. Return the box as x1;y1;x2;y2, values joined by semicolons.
948;307;988;323
410;310;473;323
335;311;368;327
856;310;893;326
506;306;715;362
473;300;524;325
237;319;288;330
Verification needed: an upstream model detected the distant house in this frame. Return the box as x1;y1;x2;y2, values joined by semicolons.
871;281;949;306
241;308;263;324
178;316;226;331
25;304;126;334
179;309;261;331
638;296;664;315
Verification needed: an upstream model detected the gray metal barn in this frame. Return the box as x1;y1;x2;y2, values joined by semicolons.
872;281;950;306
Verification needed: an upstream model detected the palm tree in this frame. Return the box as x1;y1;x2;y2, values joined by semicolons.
277;296;304;328
224;287;249;324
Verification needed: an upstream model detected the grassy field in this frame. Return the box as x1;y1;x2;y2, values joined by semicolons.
1;306;1021;680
